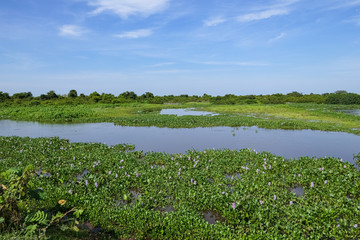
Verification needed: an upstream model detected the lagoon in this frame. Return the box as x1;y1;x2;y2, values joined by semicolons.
1;120;359;164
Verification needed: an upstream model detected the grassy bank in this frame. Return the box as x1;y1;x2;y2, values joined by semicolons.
0;103;359;135
0;136;359;239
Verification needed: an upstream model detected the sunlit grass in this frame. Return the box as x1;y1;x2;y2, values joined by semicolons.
0;103;359;134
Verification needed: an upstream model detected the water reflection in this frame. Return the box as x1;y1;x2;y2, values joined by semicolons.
290;186;305;197
0;120;359;164
339;109;360;116
160;108;218;116
202;210;225;224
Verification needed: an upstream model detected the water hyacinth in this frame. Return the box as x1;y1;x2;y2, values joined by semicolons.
2;137;360;239
95;182;98;188
311;182;314;188
68;190;72;194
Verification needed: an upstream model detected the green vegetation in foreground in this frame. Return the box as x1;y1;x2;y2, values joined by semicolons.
1;102;359;135
0;136;359;239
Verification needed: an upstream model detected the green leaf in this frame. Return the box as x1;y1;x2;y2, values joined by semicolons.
25;224;38;234
74;209;84;218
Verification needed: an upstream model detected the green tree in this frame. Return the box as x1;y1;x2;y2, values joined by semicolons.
68;90;78;98
12;92;33;100
46;91;58;99
119;91;137;100
0;91;10;102
140;92;154;99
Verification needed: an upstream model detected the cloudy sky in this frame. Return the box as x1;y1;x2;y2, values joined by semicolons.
1;0;360;96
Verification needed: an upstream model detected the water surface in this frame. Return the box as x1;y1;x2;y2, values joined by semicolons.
339;109;360;116
1;120;359;164
160;108;218;116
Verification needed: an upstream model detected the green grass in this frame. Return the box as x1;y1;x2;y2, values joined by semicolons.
0;103;359;134
1;136;359;239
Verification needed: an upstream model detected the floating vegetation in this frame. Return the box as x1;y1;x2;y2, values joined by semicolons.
0;136;359;239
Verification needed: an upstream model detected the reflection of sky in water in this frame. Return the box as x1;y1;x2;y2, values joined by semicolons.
340;109;360;116
0;120;359;164
160;108;218;116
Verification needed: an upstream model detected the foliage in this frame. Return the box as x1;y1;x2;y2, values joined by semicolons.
1;103;359;134
325;93;360;105
1;90;359;105
0;136;359;239
0;165;35;230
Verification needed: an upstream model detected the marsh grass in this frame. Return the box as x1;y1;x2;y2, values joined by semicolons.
1;103;359;134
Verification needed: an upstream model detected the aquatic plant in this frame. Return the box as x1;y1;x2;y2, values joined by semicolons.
0;136;359;238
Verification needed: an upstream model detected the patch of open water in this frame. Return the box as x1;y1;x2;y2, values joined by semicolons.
0;120;359;164
160;108;218;116
338;109;360;116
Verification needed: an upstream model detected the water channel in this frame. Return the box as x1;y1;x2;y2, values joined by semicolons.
1;119;359;164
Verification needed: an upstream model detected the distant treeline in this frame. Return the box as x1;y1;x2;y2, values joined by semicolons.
0;90;360;105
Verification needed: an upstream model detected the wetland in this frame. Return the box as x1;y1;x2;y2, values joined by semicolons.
0;101;359;239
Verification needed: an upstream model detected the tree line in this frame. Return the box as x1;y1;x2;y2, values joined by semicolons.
0;90;359;105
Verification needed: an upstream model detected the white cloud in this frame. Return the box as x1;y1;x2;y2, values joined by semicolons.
268;32;286;43
152;62;175;67
88;0;170;18
59;25;88;37
193;61;269;67
332;0;360;8
237;9;289;22
204;16;227;27
345;16;360;26
114;29;153;39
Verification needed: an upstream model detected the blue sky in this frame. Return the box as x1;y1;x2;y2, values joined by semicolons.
1;0;360;96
